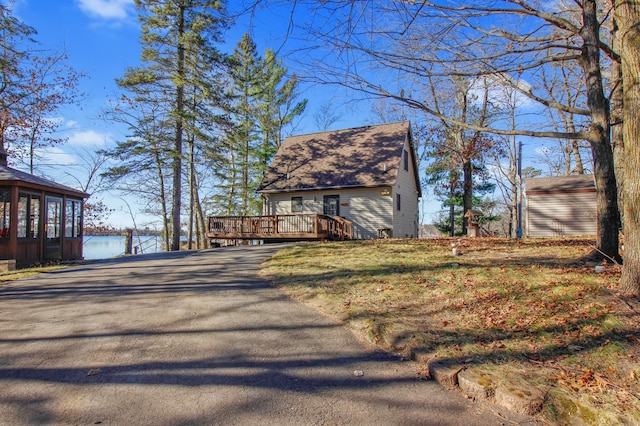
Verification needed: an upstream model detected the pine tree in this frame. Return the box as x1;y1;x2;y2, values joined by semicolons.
113;0;229;250
218;33;307;216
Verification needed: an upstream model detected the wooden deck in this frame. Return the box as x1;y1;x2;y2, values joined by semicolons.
206;214;353;243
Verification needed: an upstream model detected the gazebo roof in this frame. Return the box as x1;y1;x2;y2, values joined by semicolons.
0;165;89;198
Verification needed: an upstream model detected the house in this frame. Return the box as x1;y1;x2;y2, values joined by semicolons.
257;121;422;239
0;148;88;268
524;174;596;237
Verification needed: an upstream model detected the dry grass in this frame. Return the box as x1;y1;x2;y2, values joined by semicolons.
0;265;66;282
263;238;640;425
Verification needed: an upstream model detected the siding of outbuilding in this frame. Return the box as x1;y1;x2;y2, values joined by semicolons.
524;175;597;237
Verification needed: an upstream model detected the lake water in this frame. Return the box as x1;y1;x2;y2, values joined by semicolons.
83;235;164;260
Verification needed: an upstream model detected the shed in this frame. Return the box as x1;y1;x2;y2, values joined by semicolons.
524;174;596;237
0;149;89;268
258;121;422;239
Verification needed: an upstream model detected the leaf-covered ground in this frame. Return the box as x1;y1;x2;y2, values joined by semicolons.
263;238;640;425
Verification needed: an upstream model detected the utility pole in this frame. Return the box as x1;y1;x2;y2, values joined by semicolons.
516;141;523;238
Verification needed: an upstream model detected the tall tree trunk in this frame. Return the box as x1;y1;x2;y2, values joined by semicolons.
448;176;455;236
616;0;640;295
243;129;250;215
581;0;621;262
462;158;472;235
611;18;625;228
153;149;170;251
510;175;517;238
188;134;195;250
194;188;207;248
227;150;237;215
170;4;185;251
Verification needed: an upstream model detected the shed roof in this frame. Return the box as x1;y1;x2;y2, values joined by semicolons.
258;121;421;195
0;165;89;198
524;174;595;194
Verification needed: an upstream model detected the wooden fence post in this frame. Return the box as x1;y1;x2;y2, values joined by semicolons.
124;229;133;255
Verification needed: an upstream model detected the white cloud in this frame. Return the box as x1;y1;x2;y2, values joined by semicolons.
38;146;79;168
77;0;134;20
469;76;534;109
535;146;552;155
67;129;114;147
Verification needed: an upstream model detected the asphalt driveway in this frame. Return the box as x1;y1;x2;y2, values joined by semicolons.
0;245;519;425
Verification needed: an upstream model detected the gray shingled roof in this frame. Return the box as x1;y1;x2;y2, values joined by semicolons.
0;165;88;197
524;174;595;193
258;121;419;194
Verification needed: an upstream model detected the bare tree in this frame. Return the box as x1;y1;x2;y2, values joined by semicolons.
313;100;341;131
541;63;591;175
291;0;621;261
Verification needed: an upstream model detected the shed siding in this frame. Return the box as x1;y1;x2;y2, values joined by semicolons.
263;187;394;239
526;191;597;237
391;137;420;238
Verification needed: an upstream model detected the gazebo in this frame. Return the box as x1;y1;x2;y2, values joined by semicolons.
0;149;89;269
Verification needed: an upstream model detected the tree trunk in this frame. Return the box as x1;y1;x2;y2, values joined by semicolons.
194;189;207;249
616;0;640;295
152;146;170;252
510;175;518;238
170;4;186;251
572;140;585;174
188;134;195;250
448;176;455;236
611;18;625;228
581;0;621;262
462;158;473;235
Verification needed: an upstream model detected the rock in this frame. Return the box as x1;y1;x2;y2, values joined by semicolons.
458;369;495;400
410;348;435;364
494;384;544;416
427;358;462;390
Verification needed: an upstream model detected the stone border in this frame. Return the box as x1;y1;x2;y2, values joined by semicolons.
412;350;545;417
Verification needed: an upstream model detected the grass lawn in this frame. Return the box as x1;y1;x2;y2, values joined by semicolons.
263;238;640;425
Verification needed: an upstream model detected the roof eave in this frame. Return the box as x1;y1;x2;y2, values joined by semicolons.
0;179;90;198
258;183;393;194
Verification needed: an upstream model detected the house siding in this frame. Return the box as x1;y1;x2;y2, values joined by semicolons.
262;187;394;239
526;191;597;237
391;137;420;238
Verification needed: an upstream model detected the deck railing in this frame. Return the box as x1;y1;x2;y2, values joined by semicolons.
206;214;352;242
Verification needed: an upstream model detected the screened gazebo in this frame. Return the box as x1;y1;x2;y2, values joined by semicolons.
0;150;88;268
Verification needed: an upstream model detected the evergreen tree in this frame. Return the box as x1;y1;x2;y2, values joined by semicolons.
225;33;261;216
255;49;307;174
111;0;229;250
216;33;307;216
428;159;496;236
